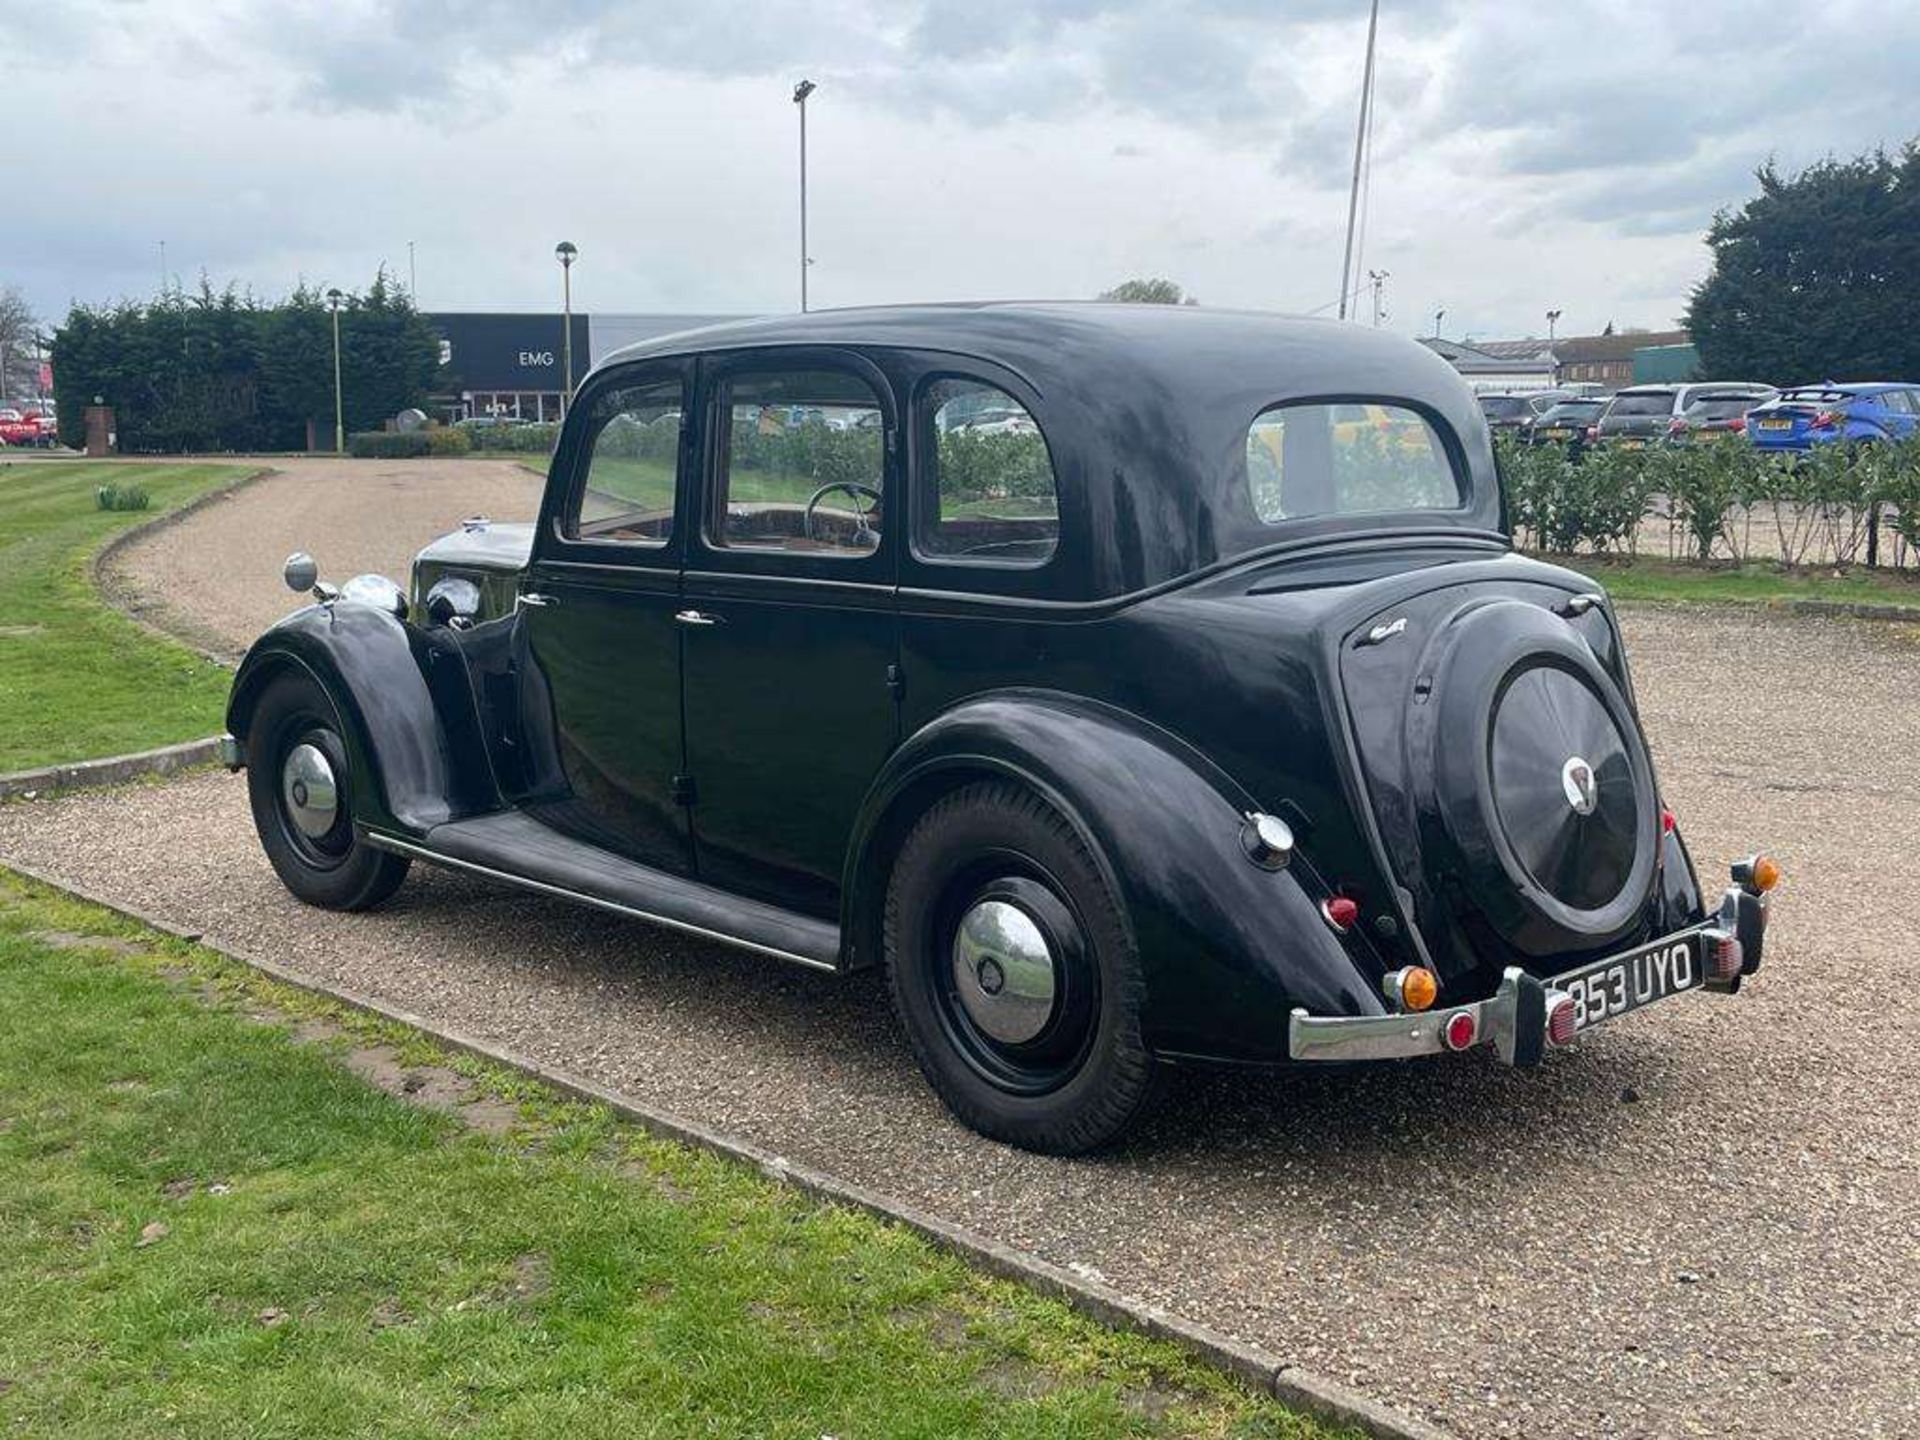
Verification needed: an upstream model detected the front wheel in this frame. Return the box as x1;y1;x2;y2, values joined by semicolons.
244;671;409;911
884;782;1156;1155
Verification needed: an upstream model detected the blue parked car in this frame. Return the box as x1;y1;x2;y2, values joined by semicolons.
1745;382;1920;451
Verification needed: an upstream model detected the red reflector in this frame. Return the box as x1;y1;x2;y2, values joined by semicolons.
1442;1011;1478;1051
1322;896;1360;933
1546;993;1578;1047
1706;930;1743;981
1661;807;1676;835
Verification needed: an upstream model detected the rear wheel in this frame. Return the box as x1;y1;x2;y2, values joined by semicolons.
884;782;1154;1154
245;671;409;911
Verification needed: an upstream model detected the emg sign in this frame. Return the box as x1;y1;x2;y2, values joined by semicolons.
518;350;556;369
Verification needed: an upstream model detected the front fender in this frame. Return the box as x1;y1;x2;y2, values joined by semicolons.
226;603;495;835
844;689;1386;1063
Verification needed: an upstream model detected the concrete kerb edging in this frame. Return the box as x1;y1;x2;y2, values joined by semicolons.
2;855;1453;1440
0;737;228;802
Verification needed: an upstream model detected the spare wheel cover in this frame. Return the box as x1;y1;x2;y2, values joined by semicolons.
1428;601;1658;954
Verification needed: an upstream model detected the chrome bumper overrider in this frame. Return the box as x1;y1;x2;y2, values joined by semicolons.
218;733;245;770
1289;880;1767;1067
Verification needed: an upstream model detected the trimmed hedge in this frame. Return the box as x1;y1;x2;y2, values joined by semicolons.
457;421;559;453
1498;432;1920;567
348;430;431;458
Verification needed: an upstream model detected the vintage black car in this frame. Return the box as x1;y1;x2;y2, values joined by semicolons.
222;305;1777;1154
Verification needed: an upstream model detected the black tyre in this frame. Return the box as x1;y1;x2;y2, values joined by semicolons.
245;671;409;911
884;782;1155;1155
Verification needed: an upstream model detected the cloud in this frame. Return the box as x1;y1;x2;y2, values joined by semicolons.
5;0;1917;344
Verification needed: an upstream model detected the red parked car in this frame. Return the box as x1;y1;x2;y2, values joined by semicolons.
0;405;59;447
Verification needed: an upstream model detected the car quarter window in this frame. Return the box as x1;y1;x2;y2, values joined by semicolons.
713;368;885;556
1245;401;1460;524
917;378;1060;565
567;378;684;545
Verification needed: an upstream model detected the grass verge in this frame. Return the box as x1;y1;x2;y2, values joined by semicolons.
0;872;1347;1440
1528;552;1920;609
0;459;256;773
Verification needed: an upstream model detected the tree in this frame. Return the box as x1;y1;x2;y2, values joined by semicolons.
1687;143;1920;382
0;285;39;405
1097;278;1198;305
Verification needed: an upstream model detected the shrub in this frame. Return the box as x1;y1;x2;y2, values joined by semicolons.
425;426;472;456
348;430;431;459
94;482;151;512
456;421;559;453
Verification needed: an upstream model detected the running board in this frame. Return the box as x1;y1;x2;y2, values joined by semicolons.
365;810;841;972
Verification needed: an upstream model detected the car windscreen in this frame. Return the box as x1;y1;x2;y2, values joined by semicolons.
1246;402;1461;524
1606;392;1675;417
1535;402;1603;423
1684;396;1760;421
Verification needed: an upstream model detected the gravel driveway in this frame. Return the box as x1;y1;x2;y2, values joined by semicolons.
10;459;1919;1437
105;455;544;659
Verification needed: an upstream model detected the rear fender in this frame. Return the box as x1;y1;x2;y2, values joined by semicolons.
226;603;497;835
843;689;1387;1063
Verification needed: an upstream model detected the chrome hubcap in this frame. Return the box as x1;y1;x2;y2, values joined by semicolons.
952;899;1056;1045
281;742;339;838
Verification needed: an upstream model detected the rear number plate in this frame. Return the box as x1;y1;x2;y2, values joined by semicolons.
1555;933;1704;1032
1758;418;1793;431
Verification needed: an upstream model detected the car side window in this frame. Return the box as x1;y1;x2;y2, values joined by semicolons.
567;379;684;545
714;369;884;555
918;379;1059;564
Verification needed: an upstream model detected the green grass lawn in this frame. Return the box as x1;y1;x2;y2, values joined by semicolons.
1529;552;1920;609
0;460;255;773
0;875;1344;1440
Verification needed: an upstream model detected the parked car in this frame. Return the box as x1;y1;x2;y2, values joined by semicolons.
0;407;53;447
1665;387;1779;445
1521;398;1606;456
1744;382;1920;451
1477;391;1565;432
221;305;1776;1154
1593;382;1774;450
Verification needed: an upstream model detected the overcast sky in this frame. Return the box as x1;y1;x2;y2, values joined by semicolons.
6;0;1917;343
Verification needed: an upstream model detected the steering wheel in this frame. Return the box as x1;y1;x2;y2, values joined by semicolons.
803;481;882;545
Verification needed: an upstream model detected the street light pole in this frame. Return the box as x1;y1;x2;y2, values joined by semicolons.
793;79;816;312
554;241;577;419
1367;269;1389;328
326;288;345;453
1546;308;1562;343
1433;307;1445;341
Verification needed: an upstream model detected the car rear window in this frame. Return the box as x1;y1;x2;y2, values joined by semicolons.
1607;392;1675;417
1478;396;1531;419
1245;402;1461;524
1536;402;1603;423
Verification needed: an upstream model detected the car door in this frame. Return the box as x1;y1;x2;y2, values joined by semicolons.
513;361;694;874
679;349;900;918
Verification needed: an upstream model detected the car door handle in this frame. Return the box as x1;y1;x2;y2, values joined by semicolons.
674;609;724;627
519;592;556;607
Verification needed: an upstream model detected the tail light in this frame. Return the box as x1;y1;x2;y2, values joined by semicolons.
1811;410;1840;430
1705;929;1744;982
1441;1010;1479;1051
1382;965;1438;1012
1321;895;1360;934
1727;416;1746;432
1585;425;1600;441
1545;991;1578;1047
1666;417;1687;436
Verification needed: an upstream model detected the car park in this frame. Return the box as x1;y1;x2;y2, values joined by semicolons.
1593;382;1774;449
220;304;1777;1154
1744;382;1920;451
1520;397;1605;456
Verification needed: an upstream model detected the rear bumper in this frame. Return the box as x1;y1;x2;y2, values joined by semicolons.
1288;876;1769;1066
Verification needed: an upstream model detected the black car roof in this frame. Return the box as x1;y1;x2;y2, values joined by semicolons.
593;303;1503;598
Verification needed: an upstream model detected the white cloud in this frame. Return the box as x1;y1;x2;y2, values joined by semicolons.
3;0;1915;343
